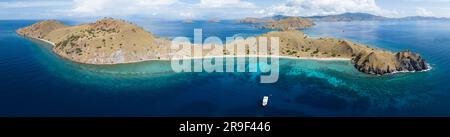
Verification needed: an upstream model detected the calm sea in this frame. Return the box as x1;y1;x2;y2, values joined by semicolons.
0;20;449;116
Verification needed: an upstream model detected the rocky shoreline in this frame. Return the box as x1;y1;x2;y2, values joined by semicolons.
352;51;429;75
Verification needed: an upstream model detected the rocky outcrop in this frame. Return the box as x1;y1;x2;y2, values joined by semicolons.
395;51;429;71
352;51;428;75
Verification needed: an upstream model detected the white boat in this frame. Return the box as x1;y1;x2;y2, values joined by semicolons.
262;96;269;107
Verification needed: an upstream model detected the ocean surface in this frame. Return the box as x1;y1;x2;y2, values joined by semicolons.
0;20;450;116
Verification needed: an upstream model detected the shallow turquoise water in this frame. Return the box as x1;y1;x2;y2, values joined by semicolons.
0;20;449;116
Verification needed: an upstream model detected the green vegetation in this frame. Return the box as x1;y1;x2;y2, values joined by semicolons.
286;49;298;55
56;35;81;49
86;29;95;35
305;48;311;52
75;48;82;54
312;49;319;54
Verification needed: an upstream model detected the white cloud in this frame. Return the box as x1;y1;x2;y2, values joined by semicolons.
415;7;434;16
0;1;70;8
135;0;178;6
260;0;398;17
69;0;258;19
72;0;179;15
179;12;194;18
199;0;256;8
72;0;107;14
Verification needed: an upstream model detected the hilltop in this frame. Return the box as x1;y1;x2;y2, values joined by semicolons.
16;20;68;39
17;18;171;64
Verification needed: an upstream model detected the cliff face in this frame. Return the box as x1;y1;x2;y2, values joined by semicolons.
352;51;428;75
395;51;428;71
353;52;396;74
259;17;315;30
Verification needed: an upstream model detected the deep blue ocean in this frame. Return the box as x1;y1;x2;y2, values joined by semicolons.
0;20;449;116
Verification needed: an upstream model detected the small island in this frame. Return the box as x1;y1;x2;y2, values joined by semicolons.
17;18;429;75
239;17;274;24
258;17;315;30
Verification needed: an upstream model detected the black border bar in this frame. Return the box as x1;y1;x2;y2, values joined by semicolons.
1;117;450;136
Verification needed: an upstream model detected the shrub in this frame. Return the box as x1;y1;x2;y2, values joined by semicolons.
312;49;319;54
75;48;82;54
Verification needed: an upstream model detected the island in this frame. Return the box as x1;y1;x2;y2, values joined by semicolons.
308;13;389;22
307;12;450;22
207;19;221;23
241;12;450;23
239;17;274;24
240;16;315;30
17;18;429;75
183;19;194;23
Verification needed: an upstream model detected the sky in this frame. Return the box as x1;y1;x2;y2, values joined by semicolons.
1;0;450;20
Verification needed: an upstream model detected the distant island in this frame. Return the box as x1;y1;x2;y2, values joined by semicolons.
309;13;450;22
239;16;314;30
240;12;450;23
307;13;388;22
17;18;429;75
239;17;274;24
183;19;194;23
207;19;221;23
257;17;315;30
